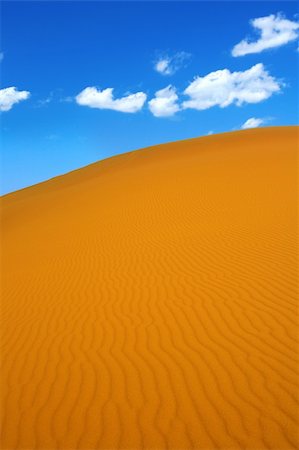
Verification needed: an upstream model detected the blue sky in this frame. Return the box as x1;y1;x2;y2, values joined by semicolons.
1;1;298;194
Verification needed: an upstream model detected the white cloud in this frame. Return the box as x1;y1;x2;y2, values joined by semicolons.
155;59;170;75
241;117;265;129
76;87;147;113
232;13;299;56
0;86;30;112
154;51;191;75
148;85;180;117
0;52;4;62
182;63;281;111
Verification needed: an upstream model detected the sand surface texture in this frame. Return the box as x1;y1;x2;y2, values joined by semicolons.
1;127;298;449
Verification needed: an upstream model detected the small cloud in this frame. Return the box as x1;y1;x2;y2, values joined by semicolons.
76;87;147;113
241;117;265;129
155;59;170;75
207;130;214;135
0;86;30;112
154;51;191;76
148;85;180;117
0;52;4;62
232;13;299;57
182;63;281;111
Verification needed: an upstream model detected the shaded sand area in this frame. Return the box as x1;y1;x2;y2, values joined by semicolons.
1;127;298;449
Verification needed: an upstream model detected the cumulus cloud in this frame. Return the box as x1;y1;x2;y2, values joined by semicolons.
232;13;299;56
148;85;180;117
154;51;191;75
76;87;147;113
241;117;265;129
182;63;281;111
0;86;30;112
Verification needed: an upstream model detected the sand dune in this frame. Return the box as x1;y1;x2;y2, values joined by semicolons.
1;126;298;449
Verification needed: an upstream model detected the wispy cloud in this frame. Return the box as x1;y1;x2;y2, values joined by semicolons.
232;13;299;56
76;87;147;113
0;87;30;112
154;51;191;76
36;89;67;107
0;52;4;62
241;117;266;129
149;85;180;117
60;96;74;103
36;92;55;107
182;64;281;111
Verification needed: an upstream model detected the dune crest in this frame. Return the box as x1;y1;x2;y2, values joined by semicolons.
1;127;298;449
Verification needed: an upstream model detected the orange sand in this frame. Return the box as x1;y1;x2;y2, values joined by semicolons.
1;126;298;449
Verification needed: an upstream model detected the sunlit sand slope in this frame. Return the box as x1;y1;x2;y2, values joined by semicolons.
1;127;298;449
